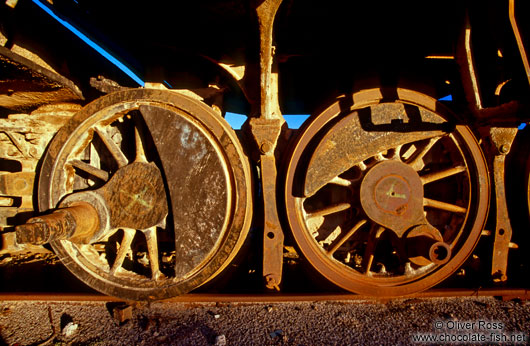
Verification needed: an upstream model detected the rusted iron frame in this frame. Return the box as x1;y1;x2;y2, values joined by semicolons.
487;127;518;283
248;0;285;290
0;45;83;110
458;13;483;112
249;117;283;290
509;0;530;87
456;6;528;123
457;8;522;283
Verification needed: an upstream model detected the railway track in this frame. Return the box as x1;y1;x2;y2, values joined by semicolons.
1;289;529;346
0;288;528;303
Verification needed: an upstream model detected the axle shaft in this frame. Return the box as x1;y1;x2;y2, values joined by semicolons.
15;202;100;245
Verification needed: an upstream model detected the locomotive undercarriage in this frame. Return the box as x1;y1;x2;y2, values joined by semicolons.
1;0;529;300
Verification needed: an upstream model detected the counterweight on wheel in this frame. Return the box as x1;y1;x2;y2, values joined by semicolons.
15;89;253;301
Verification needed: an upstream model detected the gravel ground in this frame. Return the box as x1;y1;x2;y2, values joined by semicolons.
0;296;528;345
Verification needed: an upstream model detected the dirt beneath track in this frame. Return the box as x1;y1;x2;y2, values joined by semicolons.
0;296;528;345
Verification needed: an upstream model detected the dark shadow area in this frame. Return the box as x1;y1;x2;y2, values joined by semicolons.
60;312;73;330
0;158;22;172
0;252;97;293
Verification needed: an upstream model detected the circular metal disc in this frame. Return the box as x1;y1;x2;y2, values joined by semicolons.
38;89;252;300
284;87;489;297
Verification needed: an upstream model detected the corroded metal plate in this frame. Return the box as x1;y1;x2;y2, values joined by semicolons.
139;105;231;279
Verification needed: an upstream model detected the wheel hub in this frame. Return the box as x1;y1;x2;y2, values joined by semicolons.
360;157;424;237
374;175;410;215
104;162;167;230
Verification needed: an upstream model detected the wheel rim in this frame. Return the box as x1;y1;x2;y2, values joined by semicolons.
285;88;489;296
38;89;252;300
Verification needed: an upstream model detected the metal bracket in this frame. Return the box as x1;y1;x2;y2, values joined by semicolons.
250;118;284;290
509;0;530;87
250;0;285;290
489;127;518;282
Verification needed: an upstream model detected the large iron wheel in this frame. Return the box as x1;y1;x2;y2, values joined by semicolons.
38;89;252;300
284;88;489;296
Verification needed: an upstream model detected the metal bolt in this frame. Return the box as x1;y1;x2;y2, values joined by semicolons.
7;147;17;156
13;178;27;192
260;141;273;154
499;144;510;154
265;274;280;291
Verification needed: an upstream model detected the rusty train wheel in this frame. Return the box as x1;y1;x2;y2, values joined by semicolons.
38;89;252;301
285;88;489;296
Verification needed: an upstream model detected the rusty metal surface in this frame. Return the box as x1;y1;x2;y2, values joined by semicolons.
1;0;530;301
16;160;168;246
30;89;252;301
487;127;518;282
139;104;229;279
249;117;284;290
0;171;34;205
406;225;450;266
303;96;447;197
15;202;99;245
0;45;83;111
360;160;425;237
284;88;490;297
509;0;530;87
249;0;285;290
99;162;167;230
254;0;283;122
0;288;528;303
0;104;79;233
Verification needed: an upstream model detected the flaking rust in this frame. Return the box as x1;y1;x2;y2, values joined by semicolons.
13;89;252;300
2;0;530;300
486;127;518;283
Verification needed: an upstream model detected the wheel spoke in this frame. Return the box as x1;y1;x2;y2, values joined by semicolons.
143;226;162;280
392;145;403;161
134;122;149;163
329;176;352;187
362;225;385;274
69;159;109;181
110;228;136;275
306;203;351;219
327;219;367;256
94;127;129;168
375;152;385;161
88;142;101;186
407;136;442;171
420;166;467;185
424;198;467;214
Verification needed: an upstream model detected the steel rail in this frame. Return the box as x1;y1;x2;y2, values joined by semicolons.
0;288;527;303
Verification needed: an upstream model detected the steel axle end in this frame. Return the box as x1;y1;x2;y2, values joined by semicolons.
15;202;100;246
15;220;51;246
